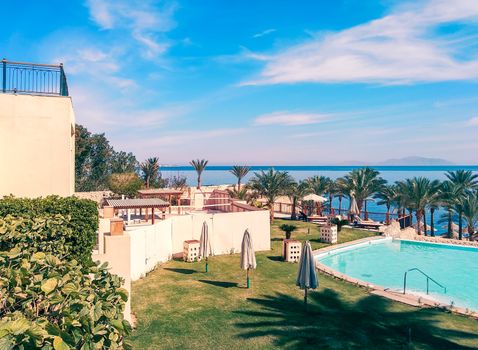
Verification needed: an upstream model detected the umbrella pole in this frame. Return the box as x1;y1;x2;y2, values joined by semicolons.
304;287;308;310
247;268;250;289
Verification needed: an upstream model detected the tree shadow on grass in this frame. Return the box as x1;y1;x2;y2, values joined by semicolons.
235;289;478;349
163;268;196;275
199;280;238;288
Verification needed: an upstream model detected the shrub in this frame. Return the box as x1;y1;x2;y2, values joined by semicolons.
0;215;72;257
0;248;131;349
330;217;349;232
108;172;143;198
0;196;98;267
279;224;297;239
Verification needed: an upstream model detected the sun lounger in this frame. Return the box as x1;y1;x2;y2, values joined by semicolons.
308;215;329;224
355;217;382;230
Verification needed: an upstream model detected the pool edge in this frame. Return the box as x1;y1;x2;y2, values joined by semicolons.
313;237;478;319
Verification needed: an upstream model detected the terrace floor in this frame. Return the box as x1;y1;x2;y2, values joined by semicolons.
131;220;478;349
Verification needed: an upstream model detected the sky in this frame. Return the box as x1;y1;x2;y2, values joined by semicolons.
1;0;478;165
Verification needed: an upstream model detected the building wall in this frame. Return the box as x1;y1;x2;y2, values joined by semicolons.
124;210;270;281
0;94;75;197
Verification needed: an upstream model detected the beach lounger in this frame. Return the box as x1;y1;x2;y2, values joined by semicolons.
355;217;382;230
308;215;329;224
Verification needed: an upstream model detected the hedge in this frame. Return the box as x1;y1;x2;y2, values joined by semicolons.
0;196;98;267
0;248;132;349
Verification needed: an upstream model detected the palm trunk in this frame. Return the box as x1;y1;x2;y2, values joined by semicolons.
269;204;274;223
423;209;427;236
467;224;474;237
364;200;368;220
237;179;241;191
197;175;201;189
338;196;342;215
447;209;452;238
430;208;435;237
458;213;463;240
329;194;333;215
386;205;390;225
416;210;422;235
291;198;297;220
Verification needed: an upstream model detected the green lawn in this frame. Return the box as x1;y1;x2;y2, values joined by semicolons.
131;219;478;349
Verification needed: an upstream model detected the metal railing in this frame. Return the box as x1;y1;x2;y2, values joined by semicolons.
1;59;69;96
403;268;446;295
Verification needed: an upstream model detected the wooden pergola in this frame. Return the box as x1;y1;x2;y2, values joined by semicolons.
105;198;170;224
138;189;184;213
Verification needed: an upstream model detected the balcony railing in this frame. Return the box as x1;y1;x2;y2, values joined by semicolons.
1;59;69;96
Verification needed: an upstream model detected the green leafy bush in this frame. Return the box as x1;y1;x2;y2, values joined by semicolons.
0;248;132;349
330;217;349;232
0;196;98;266
0;215;72;257
108;172;143;198
279;224;297;239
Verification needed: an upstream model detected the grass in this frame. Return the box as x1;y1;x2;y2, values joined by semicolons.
131;219;478;349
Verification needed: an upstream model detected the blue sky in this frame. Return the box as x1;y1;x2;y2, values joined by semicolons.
2;0;478;164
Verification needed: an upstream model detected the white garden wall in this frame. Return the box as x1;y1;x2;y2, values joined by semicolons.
127;210;270;280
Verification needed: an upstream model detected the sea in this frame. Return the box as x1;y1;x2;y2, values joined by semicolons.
161;165;478;235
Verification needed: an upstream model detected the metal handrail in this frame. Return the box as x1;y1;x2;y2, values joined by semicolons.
1;58;69;96
403;268;446;295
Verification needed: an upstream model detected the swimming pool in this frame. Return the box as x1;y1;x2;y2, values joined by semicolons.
317;239;478;311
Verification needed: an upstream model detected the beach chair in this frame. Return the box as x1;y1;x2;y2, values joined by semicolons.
355;216;382;230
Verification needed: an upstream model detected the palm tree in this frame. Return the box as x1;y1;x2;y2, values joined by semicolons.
140;157;160;188
230;165;250;191
334;178;347;215
227;186;249;200
190;159;208;189
374;184;397;224
461;191;478;239
445;170;478;192
306;175;330;215
439;181;461;238
326;179;337;215
341;167;387;216
248;169;294;222
396;177;432;235
445;170;477;240
427;180;442;237
453;199;465;240
287;180;312;220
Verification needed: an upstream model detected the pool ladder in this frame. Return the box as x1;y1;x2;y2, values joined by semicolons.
403;268;447;295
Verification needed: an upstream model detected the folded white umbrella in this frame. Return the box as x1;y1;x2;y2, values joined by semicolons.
199;221;211;272
296;241;318;309
240;229;256;288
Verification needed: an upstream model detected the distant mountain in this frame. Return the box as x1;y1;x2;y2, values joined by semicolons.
377;156;454;166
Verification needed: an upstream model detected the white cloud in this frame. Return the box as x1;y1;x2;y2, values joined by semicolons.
253;28;276;38
85;0;177;58
132;31;169;58
243;0;478;85
254;111;330;126
468;116;478;125
71;86;181;129
149;128;246;146
57;47;120;74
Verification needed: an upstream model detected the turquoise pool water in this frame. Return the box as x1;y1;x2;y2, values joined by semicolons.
318;239;478;311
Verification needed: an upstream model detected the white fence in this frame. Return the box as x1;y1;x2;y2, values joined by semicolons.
127;210;270;281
